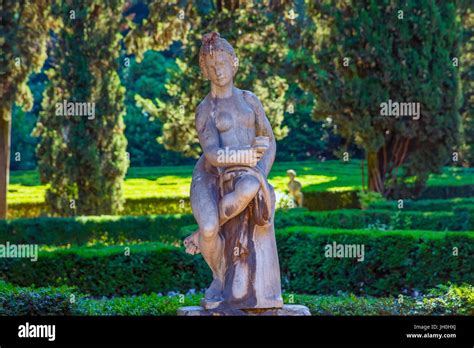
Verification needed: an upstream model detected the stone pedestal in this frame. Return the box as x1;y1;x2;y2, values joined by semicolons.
177;304;311;316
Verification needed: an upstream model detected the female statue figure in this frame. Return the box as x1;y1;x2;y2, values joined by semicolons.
183;32;283;311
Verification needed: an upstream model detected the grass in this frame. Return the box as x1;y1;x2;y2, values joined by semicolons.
8;161;473;204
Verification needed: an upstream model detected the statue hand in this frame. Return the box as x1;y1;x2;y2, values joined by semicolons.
252;136;269;159
241;148;259;167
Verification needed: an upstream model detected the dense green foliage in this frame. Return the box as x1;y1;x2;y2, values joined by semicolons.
0;242;212;297
278;227;474;296
2;206;472;247
121;51;193;167
0;1;58;218
1;228;472;297
0;214;194;245
35;0;129;216
1;280;471;316
369;197;474;211
0;281;80;315
297;1;462;196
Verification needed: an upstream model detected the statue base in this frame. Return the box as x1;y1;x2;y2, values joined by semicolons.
177;304;311;316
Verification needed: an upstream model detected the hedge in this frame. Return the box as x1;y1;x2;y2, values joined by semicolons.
274;209;472;231
76;284;474;316
368;197;474;212
0;214;195;246
2;281;472;316
7;197;192;219
418;185;474;200
0;281;81;315
301;191;360;211
1;228;472;297
7;184;473;219
0;242;211;297
2;208;470;248
277;227;474;296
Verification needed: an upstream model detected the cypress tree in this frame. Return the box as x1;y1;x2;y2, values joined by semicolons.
298;0;462;196
0;1;58;218
35;0;128;216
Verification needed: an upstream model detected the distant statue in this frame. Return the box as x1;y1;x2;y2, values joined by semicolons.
183;32;283;311
287;169;303;207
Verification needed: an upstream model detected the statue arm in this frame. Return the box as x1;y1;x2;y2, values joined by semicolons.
244;91;276;177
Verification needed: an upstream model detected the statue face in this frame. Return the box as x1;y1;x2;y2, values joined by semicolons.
204;51;234;87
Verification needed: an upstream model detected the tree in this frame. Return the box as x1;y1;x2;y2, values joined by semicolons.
0;1;58;218
121;50;192;166
35;0;128;216
296;0;462;197
130;0;293;158
457;1;473;166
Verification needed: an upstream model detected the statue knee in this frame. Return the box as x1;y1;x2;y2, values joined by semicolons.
200;220;219;241
239;176;260;199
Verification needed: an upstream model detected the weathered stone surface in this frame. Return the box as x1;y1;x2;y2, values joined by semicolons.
177;305;311;316
183;32;284;312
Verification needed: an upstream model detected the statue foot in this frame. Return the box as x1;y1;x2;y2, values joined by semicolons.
202;278;224;309
183;231;200;255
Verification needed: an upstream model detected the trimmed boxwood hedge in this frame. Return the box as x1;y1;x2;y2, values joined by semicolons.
0;281;81;315
302;191;360;211
368;197;474;212
0;214;195;246
1;228;472;297
2;281;472;316
277;227;474;296
275;209;472;231
1;208;470;247
0;242;211;297
7;197;193;220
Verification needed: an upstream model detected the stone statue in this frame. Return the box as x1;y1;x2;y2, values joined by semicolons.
287;169;304;207
182;32;283;312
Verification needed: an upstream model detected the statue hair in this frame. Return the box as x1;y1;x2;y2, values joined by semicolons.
199;32;238;80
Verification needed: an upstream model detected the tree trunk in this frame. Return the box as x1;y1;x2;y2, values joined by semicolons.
0;106;11;219
367;151;383;194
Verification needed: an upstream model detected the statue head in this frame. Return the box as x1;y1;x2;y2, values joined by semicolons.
199;32;238;87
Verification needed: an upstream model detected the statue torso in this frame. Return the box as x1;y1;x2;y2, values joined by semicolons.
207;88;257;149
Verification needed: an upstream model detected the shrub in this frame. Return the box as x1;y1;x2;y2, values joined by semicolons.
3;208;468;249
0;280;81;315
419;185;474;200
369;197;474;212
7;197;192;219
274;209;472;231
3;282;470;316
0;242;211;297
1;229;472;297
77;293;203;316
303;191;360;211
278;227;474;296
415;283;474;315
357;191;384;210
0;214;196;246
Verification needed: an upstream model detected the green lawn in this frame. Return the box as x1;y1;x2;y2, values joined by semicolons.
8;160;472;204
